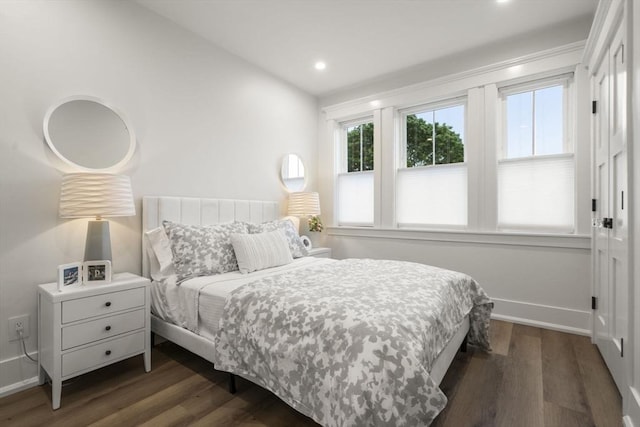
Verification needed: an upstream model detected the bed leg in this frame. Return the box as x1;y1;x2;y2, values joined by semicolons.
461;334;468;353
229;373;237;394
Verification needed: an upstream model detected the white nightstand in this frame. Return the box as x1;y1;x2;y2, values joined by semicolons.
37;272;151;410
307;247;332;258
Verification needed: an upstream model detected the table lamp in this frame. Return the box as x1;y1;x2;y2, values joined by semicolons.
287;192;321;233
59;173;135;261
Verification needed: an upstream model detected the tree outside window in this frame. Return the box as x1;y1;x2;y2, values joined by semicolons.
405;104;465;167
346;123;374;172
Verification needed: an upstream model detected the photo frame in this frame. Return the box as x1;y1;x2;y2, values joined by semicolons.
57;262;82;291
300;235;312;250
82;260;112;284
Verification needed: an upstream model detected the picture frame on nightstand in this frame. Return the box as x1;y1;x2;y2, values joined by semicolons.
300;235;312;250
57;262;82;290
82;260;112;284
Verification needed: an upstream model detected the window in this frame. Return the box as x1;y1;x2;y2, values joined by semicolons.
405;105;465;167
347;122;374;172
504;84;565;158
337;120;374;225
397;101;467;227
498;77;574;232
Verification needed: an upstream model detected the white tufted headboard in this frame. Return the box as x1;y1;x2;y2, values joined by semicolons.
142;196;279;278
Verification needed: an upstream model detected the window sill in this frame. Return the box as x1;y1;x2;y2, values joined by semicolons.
326;226;590;249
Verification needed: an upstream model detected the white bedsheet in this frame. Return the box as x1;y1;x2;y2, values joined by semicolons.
150;257;333;340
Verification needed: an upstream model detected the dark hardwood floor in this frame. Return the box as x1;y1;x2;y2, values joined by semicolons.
0;320;621;426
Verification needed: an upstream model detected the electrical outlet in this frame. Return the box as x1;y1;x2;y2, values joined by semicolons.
8;315;30;342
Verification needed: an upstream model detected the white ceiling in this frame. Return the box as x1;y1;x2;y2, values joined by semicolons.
136;0;598;97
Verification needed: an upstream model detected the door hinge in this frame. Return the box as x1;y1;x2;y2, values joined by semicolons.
591;296;597;310
621;338;624;357
592;199;597;212
592;100;597;114
603;217;613;229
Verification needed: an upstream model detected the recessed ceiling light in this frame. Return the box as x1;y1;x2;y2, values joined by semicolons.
496;0;509;3
314;61;327;71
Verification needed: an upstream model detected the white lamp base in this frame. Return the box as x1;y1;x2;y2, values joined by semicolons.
84;220;112;262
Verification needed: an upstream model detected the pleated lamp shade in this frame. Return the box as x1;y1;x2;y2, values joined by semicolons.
59;173;135;262
59;173;135;218
287;192;321;217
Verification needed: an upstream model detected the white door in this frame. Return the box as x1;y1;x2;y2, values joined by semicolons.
592;20;629;393
593;41;611;366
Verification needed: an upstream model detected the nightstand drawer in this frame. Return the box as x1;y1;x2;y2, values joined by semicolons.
62;331;145;377
62;287;145;323
62;309;146;350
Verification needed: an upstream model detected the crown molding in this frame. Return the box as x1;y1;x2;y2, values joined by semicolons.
322;40;586;117
582;0;612;64
582;0;626;71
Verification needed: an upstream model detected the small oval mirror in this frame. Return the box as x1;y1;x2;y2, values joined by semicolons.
280;154;306;192
43;96;136;171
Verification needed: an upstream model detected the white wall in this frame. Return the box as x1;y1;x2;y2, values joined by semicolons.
0;0;318;394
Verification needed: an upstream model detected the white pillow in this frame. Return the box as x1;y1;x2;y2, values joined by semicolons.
144;227;175;281
231;230;293;274
247;219;308;258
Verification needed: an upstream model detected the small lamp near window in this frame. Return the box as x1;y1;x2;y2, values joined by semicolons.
287;192;322;234
59;173;135;262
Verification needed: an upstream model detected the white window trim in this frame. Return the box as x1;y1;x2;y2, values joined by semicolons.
498;74;574;159
324;41;588;239
326;226;590;250
497;151;574;165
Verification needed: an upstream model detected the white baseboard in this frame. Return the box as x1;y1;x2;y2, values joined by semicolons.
624;386;640;427
0;352;39;398
490;298;591;336
0;376;39;399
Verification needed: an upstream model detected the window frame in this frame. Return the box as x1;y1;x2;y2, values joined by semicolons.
496;73;577;233
498;74;574;160
335;116;376;227
322;45;588;238
398;96;468;169
394;96;469;229
339;117;375;174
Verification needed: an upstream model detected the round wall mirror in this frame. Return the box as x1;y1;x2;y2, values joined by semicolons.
43;96;136;171
280;154;306;192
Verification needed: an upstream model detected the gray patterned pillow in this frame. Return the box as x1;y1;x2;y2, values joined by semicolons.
162;220;249;282
248;219;308;258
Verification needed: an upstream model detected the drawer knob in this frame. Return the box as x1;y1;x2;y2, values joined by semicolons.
105;350;112;356
105;302;112;307
105;326;111;331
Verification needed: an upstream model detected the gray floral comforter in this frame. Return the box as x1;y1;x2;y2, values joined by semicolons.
213;258;492;426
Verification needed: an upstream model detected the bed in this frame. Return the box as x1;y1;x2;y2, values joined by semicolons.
142;196;492;426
